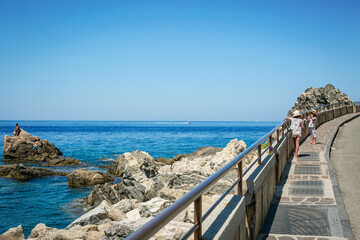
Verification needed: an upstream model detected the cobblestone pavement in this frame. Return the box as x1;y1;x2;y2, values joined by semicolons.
258;113;360;240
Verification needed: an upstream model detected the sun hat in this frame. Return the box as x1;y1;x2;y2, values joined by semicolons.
292;110;302;117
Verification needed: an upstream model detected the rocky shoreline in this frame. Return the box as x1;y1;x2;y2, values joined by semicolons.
1;84;353;240
1;128;252;239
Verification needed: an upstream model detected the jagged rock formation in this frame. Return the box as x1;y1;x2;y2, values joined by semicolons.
2;129;62;162
0;164;67;180
67;169;114;187
289;84;353;115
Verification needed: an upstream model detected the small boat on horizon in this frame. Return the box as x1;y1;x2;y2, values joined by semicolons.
186;121;191;124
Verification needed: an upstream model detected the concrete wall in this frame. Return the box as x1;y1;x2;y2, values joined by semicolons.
318;111;326;125
347;106;353;113
275;136;288;184
245;152;277;239
335;107;341;118
326;109;334;122
202;195;246;240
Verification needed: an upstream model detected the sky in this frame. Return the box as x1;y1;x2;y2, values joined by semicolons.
0;1;359;121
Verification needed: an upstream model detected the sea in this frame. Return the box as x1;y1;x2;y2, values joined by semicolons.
0;120;279;236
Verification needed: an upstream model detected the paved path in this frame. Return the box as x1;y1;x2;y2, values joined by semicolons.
331;116;360;239
258;113;360;240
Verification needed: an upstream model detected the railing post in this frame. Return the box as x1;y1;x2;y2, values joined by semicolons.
237;161;242;195
269;135;273;155
257;145;262;164
276;129;280;142
282;124;285;137
194;196;202;240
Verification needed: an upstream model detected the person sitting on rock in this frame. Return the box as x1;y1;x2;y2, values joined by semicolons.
13;123;21;136
33;141;40;156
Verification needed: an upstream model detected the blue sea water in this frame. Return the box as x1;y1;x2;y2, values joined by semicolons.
0;120;278;236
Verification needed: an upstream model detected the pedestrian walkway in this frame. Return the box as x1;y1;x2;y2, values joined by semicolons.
258;113;360;240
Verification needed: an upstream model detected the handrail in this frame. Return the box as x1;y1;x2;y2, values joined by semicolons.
126;100;355;240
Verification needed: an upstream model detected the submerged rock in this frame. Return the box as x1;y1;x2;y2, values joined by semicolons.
42;157;82;167
0;164;67;180
2;129;62;162
67;169;114;187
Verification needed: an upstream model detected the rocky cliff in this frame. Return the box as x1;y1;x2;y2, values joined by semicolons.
288;84;353;116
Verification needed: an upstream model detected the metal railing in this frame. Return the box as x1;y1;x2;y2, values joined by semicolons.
126;100;356;240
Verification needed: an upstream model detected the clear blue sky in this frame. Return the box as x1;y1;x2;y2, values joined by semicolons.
1;1;359;121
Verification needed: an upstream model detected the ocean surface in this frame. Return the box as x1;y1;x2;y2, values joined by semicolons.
0;120;279;236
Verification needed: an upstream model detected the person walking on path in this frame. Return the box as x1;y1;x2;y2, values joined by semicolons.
307;109;318;144
13;123;21;136
287;110;305;158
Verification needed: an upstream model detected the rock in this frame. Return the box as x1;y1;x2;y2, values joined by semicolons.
66;203;109;229
0;225;25;240
107;199;138;221
159;187;187;202
154;157;174;165
100;218;152;240
99;165;110;169
160;139;246;176
151;221;193;240
126;209;141;221
2;129;62;162
28;223;58;240
99;218;192;240
67;169;114;187
0;165;67;180
86;182;124;207
42;157;82;167
86;180;147;207
109;199;138;214
108;150;158;179
107;207;126;222
138;197;171;218
289;84;353;116
54;229;86;240
168;172;207;190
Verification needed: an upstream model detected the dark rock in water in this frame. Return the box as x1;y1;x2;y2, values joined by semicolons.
2;129;62;162
289;84;353;116
154;157;174;165
0;164;67;180
67;169;114;187
99;165;110;169
42;157;82;167
107;150;158;179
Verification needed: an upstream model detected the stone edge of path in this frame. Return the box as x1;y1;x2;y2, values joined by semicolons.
325;113;360;240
